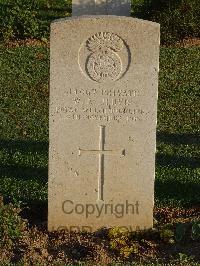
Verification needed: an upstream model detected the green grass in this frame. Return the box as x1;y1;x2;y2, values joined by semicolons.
0;46;49;209
156;48;200;206
0;0;199;44
0;46;200;212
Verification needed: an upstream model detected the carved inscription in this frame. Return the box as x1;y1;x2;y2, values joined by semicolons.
56;88;148;124
79;125;125;201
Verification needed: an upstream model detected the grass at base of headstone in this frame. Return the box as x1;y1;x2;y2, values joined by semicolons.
0;196;200;265
0;45;199;214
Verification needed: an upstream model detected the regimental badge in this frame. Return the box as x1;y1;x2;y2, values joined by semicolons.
86;32;124;83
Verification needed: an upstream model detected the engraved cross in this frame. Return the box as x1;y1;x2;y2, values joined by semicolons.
79;125;125;201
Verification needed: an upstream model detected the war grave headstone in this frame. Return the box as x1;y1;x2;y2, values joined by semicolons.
48;0;160;232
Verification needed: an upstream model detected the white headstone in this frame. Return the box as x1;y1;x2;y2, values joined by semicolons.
48;3;160;233
72;0;131;16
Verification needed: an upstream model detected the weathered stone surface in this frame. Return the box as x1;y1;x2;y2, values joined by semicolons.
72;0;131;16
48;16;160;232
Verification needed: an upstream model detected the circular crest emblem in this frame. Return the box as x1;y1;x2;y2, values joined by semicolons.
78;32;130;83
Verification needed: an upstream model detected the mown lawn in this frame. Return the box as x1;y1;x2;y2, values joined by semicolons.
0;45;199;213
1;0;199;44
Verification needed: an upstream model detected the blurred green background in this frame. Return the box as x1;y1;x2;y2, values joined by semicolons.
0;0;200;45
